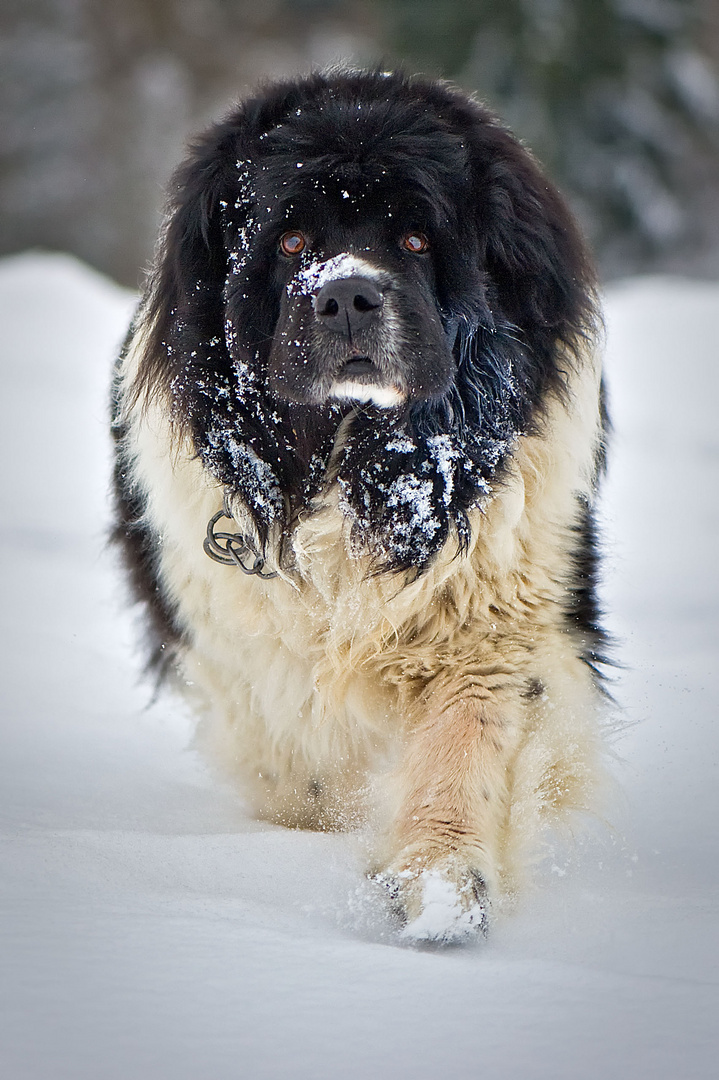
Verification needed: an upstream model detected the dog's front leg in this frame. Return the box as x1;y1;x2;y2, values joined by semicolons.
378;672;521;943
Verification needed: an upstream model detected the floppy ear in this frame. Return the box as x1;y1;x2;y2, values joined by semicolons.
473;131;597;364
133;126;241;414
127;118;305;551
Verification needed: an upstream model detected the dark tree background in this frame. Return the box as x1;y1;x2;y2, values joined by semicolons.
379;0;719;276
0;0;379;286
1;0;718;285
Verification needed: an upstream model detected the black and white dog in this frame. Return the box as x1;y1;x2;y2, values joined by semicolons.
112;69;608;941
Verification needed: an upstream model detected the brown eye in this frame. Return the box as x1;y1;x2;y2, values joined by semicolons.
280;231;306;256
403;232;430;254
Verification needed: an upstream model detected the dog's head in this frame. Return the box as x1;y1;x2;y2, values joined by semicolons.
134;69;597;572
245;107;476;411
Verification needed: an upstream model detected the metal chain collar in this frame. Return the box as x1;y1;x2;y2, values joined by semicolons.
203;492;278;579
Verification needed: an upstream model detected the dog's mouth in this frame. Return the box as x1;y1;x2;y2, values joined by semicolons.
337;356;378;380
329;356;405;408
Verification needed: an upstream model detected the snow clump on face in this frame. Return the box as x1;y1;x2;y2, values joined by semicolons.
287;253;381;299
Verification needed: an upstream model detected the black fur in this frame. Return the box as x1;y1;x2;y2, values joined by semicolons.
112;68;605;672
110;344;183;679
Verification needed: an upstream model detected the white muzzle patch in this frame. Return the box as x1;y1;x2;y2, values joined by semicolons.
328;381;405;408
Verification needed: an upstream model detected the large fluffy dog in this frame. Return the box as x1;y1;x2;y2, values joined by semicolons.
112;69;608;941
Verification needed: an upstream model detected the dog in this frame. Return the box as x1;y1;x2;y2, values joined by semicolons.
112;68;608;941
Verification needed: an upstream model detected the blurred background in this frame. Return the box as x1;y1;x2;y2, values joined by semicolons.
2;0;719;288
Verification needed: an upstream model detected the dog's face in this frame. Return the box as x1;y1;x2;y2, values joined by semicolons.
268;241;450;410
220;104;490;413
138;71;596;571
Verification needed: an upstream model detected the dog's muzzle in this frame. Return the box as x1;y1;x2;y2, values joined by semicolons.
312;275;405;407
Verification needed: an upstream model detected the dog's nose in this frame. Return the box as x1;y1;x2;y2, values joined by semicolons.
314;277;383;337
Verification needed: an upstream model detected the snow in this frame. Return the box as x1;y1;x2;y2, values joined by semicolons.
287;251;382;297
427;433;460;505
1;251;718;1078
398;868;489;943
385;473;439;538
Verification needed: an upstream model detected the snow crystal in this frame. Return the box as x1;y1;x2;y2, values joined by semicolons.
229;444;280;516
385;434;417;454
386;475;439;539
232;160;253;210
427;433;460;506
218;438;282;515
227;213;257;277
230;352;258;396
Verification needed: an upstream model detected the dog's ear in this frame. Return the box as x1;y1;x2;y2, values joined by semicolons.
126;119;299;551
131;125;247;413
472;129;597;359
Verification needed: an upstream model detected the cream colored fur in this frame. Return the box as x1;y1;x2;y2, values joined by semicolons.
117;332;606;933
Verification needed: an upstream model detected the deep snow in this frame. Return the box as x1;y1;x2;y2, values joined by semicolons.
0;252;717;1078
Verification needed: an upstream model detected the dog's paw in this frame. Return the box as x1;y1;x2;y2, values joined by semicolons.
373;861;489;945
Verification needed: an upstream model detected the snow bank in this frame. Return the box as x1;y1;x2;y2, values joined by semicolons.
0;253;717;1079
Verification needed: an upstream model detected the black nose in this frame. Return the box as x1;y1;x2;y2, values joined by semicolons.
314;276;383;337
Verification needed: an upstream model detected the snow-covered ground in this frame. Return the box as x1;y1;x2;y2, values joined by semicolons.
1;251;717;1078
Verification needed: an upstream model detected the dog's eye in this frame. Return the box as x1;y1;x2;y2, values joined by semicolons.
402;232;430;254
280;231;306;256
